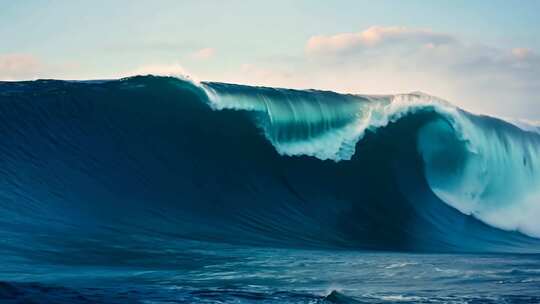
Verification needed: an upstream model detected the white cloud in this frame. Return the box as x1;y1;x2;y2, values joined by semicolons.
0;54;197;82
0;54;42;80
192;48;215;60
512;48;534;60
0;53;84;81
303;27;540;118
306;26;455;55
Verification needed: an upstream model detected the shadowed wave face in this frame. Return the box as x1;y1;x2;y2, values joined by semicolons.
0;75;540;263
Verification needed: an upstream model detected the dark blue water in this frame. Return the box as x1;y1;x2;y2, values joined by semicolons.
0;76;539;303
2;244;540;303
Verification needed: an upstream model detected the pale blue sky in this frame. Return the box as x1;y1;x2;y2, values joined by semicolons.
1;1;540;118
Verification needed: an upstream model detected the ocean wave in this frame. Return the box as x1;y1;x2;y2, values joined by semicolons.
0;75;539;256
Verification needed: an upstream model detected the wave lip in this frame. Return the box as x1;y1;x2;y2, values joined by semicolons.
0;75;539;254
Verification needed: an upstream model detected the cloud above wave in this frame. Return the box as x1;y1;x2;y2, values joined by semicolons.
0;54;42;81
192;48;215;60
306;26;455;55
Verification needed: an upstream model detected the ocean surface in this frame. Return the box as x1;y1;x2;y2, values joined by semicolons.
0;76;539;303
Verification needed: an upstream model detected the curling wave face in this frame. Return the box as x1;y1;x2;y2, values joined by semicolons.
0;75;539;259
205;81;540;239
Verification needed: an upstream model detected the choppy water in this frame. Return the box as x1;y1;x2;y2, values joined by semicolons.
2;244;540;303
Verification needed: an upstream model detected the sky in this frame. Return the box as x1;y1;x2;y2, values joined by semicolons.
1;0;540;119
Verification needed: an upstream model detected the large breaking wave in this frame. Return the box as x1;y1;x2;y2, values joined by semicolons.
0;75;539;258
